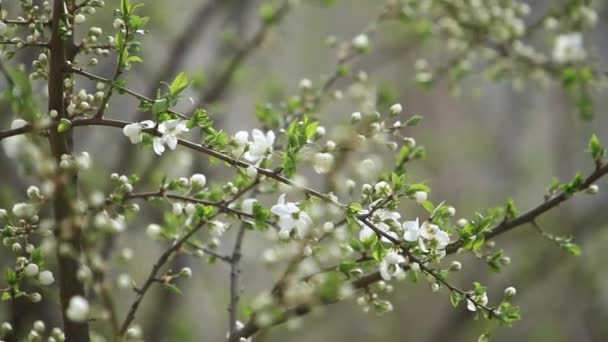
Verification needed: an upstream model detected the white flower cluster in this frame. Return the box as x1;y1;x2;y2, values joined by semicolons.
233;129;275;164
123;119;189;155
271;194;312;239
552;32;586;64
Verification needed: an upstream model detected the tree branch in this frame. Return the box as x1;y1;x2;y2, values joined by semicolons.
47;0;89;340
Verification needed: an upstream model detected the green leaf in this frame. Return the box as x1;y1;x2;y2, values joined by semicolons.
421;201;434;213
57;118;72;133
405;115;423;126
588;134;605;162
170;72;191;98
5;268;17;286
450;291;462;307
259;3;278;24
163;283;183;295
126;55;143;64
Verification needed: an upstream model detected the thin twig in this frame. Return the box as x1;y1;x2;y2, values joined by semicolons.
228;223;247;335
118;221;205;335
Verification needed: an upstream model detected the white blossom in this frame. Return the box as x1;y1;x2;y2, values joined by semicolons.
209;220;227;237
244;129;275;163
402;218;421;242
270;194;312;238
359;209;400;243
66;296;90;322
12;202;36;218
122;120;154;144
241;198;258;215
466;292;488;312
419;222;450;251
153;119;189;155
553;32;586;64
379;250;406;281
313;152;334;174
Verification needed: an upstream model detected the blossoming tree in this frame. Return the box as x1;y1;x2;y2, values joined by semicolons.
0;0;606;341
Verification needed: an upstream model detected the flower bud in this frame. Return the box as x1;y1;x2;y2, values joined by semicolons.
179;267;192;278
246;165;258;179
449;261;462;272
586;184;599;194
414;191;427;203
504;286;517;298
389;103;403;116
24;263;40;277
190;173;207;188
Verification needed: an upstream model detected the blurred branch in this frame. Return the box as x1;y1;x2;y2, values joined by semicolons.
118;221;206;336
190;0;292;111
230;161;608;341
229;223;247;335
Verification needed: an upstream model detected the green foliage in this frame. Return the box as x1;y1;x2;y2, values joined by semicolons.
2;68;39;121
561;66;594;120
588;134;605;162
281;117;319;177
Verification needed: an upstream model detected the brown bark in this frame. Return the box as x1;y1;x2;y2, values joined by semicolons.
47;1;89;340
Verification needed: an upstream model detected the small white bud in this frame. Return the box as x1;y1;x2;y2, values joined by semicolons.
352;34;369;51
24;263;40;277
389;103;403;115
66;296;89;322
172;203;184;215
1;322;13;334
413;191;427;203
33;320;45;333
457;218;468;228
351;112;362;123
11;119;28;129
184;203;196;216
299;78;312;90
504;286;517;298
246;165;258;179
12;242;22;253
39;270;55;285
446;207;456;216
179;267;192;278
586;184;599;194
315;126;326;137
323;221;334;233
146;224;162;240
74;14;86;24
449;261;462;272
190;173;207;188
30;292;42;303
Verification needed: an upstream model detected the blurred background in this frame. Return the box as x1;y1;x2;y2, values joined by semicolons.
2;0;608;341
